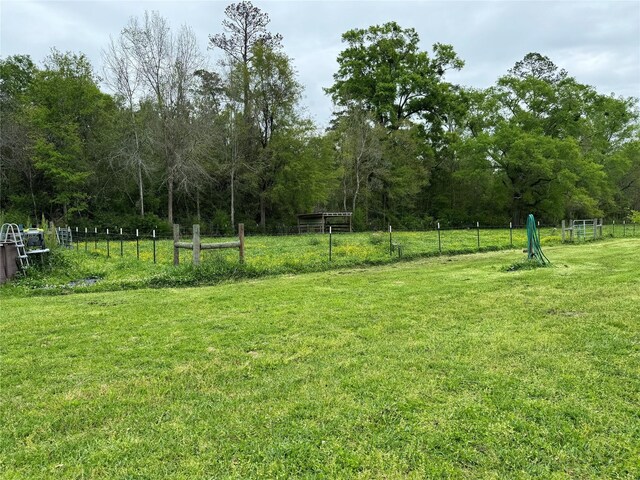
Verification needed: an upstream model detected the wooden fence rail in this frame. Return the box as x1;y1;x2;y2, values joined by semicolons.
173;223;244;266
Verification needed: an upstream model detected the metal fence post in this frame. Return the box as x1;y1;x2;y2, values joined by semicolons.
85;227;88;252
238;223;245;264
153;229;156;264
437;222;441;253
75;227;79;250
389;225;392;255
106;228;110;258
510;222;513;247
329;226;332;262
94;227;98;250
120;228;123;256
476;221;480;249
136;229;139;260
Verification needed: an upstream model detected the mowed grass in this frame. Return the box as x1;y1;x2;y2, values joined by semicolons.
1;239;639;478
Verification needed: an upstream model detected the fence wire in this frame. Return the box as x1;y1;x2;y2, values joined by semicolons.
61;221;638;268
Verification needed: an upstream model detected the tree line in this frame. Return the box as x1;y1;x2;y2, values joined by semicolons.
1;2;638;233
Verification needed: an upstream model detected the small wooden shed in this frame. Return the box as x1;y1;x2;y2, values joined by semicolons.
297;212;352;233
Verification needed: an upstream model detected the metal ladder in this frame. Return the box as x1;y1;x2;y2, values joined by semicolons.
0;223;29;269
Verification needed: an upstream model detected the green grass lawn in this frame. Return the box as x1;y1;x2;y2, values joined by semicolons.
1;239;639;478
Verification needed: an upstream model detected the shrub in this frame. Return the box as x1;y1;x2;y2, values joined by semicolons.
369;232;384;245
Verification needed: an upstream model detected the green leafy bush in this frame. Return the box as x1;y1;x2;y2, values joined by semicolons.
369;232;384;245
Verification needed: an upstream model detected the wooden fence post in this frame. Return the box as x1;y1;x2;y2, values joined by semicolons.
193;224;200;266
238;223;245;263
173;224;180;266
569;219;574;242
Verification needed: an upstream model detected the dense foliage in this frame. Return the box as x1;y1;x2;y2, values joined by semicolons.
1;3;638;232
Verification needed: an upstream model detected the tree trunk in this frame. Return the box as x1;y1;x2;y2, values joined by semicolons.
137;162;145;217
28;170;37;220
132;109;144;217
382;191;387;227
352;168;360;214
230;168;235;233
167;170;174;225
242;60;250;120
260;191;266;232
342;174;348;212
196;189;201;221
512;202;520;227
365;197;369;227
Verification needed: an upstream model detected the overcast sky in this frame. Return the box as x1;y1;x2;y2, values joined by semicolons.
1;0;639;127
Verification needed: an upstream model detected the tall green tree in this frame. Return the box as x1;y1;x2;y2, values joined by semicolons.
453;53;638;224
0;55;38;217
248;43;304;229
268;124;336;224
27;50;114;220
326;22;459;227
209;1;284;229
326;22;464;131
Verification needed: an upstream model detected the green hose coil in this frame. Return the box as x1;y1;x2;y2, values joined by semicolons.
526;214;550;265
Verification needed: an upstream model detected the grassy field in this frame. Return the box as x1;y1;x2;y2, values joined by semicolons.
0;226;571;295
59;226;565;268
1;238;639;478
6;223;638;296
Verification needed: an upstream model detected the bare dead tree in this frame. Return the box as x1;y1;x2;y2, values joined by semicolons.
112;11;204;225
103;33;150;216
334;107;382;213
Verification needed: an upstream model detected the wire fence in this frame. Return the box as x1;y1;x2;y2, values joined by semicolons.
58;221;639;268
